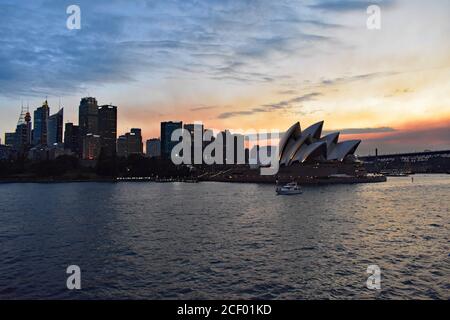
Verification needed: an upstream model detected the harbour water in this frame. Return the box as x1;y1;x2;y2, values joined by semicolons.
0;175;448;299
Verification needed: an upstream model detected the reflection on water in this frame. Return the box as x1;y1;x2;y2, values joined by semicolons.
0;175;449;299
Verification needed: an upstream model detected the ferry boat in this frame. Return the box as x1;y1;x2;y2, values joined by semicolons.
276;182;303;195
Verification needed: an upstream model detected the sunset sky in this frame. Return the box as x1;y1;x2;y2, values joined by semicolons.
0;0;449;155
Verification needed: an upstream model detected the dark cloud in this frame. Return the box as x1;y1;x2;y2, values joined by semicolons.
217;92;321;119
320;71;398;86
325;127;396;135
190;105;220;111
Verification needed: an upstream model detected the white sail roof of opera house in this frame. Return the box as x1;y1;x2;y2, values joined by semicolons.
279;121;361;166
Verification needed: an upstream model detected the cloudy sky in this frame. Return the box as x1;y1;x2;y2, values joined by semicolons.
0;0;449;154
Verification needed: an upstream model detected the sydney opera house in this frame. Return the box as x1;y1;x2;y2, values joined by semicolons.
279;121;361;166
196;120;385;184
272;120;374;182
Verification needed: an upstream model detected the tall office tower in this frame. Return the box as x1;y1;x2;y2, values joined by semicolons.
161;121;182;159
5;132;16;146
116;129;143;158
184;123;204;164
116;135;127;158
79;97;98;137
33;100;50;146
82;133;101;160
64;123;80;155
98;105;117;157
47;108;64;146
129;128;143;154
146;138;161;158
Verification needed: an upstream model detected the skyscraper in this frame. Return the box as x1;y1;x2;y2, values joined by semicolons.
47;108;64;146
116;135;127;158
98;105;117;157
82;133;101;160
184;123;204;164
64;123;80;155
116;129;143;158
79;97;98;137
146;138;161;158
129;128;143;154
5;132;16;146
33;100;50;146
161;121;182;159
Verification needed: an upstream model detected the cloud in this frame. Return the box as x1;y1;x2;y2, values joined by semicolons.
0;0;340;97
320;71;398;86
217;92;322;119
325;127;396;135
309;0;396;12
190;105;220;112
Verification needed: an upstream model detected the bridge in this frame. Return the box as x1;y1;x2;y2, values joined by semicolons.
360;150;450;173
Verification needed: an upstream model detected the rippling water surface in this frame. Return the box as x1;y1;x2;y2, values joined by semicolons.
0;175;449;299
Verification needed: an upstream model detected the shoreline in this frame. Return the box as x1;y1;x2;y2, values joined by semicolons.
3;173;449;185
0;175;389;185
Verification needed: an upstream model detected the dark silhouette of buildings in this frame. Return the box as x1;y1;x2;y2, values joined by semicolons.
117;128;143;158
161;121;182;159
64;123;80;155
4;132;16;147
82;133;101;160
146;138;161;158
47;108;64;146
98;105;117;157
15;122;31;152
33;100;49;146
79;97;98;149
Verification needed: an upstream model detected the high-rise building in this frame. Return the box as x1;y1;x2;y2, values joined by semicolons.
98;105;117;157
79;97;98;157
47;108;64;146
161;121;182;159
146;138;161;158
117;128;143;158
116;135;127;158
82;133;101;160
15;122;32;152
184;123;204;164
79;97;98;137
33;100;50;146
5;132;16;146
129;128;143;154
64;123;80;155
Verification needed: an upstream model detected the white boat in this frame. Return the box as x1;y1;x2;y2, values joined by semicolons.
276;182;302;195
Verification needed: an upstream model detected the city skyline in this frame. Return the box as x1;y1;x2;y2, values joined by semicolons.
1;0;450;155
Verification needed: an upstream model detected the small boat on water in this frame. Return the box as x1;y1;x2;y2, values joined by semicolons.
276;182;303;195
